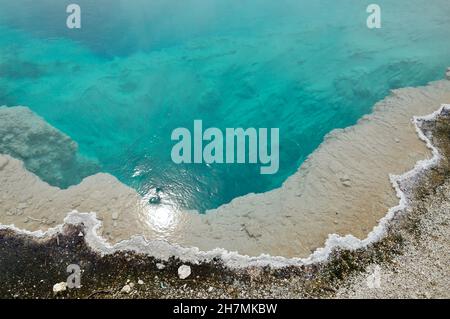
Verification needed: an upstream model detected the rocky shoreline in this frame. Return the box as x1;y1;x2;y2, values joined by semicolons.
1;105;449;299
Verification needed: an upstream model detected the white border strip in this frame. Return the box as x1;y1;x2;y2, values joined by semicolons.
1;104;449;269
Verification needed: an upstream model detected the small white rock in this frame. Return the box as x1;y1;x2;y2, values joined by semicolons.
178;265;191;280
120;284;131;294
53;282;67;294
156;263;166;270
207;287;214;293
138;279;144;285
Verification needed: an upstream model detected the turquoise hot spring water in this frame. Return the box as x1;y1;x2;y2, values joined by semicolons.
0;0;449;213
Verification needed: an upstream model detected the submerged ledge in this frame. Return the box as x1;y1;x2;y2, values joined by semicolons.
1;70;450;264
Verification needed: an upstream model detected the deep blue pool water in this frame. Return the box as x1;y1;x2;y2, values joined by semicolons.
0;0;449;212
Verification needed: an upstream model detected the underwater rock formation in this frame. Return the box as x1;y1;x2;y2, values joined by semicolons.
0;106;98;188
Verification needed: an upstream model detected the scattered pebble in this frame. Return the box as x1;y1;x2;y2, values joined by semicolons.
178;265;191;280
138;279;144;285
120;284;131;294
156;263;166;270
52;282;67;294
